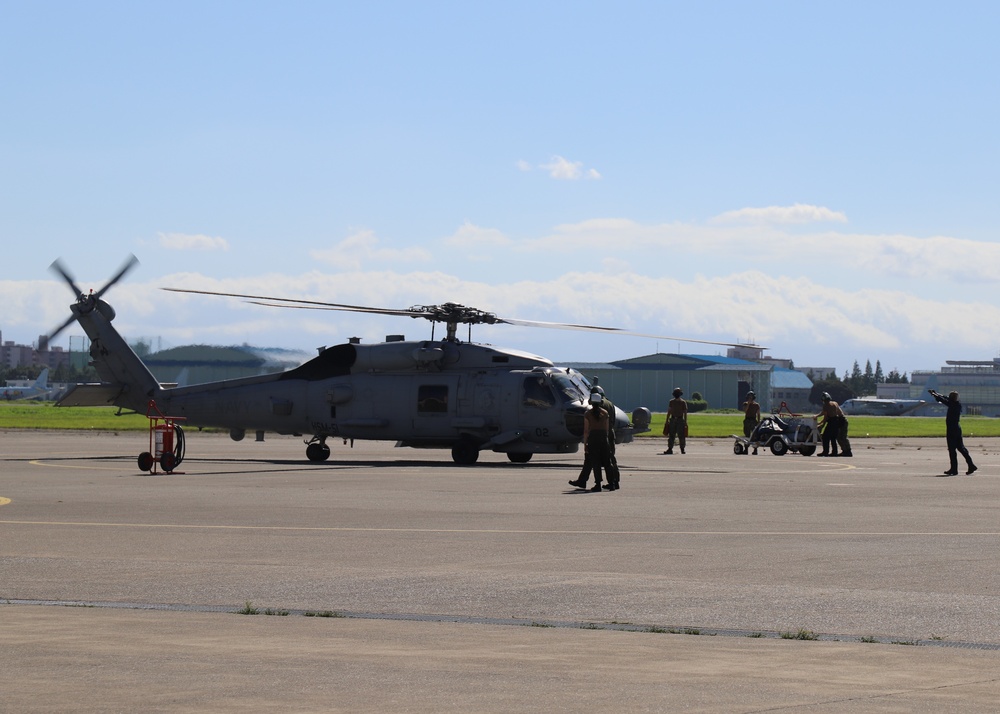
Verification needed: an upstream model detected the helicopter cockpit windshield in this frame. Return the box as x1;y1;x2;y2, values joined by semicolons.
549;369;591;404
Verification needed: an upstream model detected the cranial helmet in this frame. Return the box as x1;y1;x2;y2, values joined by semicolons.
672;387;683;397
589;392;603;405
822;392;832;401
593;386;605;396
747;391;755;399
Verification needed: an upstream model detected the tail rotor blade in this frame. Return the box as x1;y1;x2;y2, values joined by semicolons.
49;258;84;298
45;314;79;345
93;254;139;300
45;255;139;346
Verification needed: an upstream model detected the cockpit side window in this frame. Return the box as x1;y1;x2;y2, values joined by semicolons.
522;376;556;409
417;385;448;413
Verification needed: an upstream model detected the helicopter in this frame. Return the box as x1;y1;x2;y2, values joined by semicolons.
48;256;747;470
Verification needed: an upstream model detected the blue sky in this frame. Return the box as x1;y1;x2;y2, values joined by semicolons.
3;1;999;377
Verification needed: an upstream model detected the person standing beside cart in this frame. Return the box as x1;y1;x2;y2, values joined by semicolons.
815;392;850;456
929;389;977;476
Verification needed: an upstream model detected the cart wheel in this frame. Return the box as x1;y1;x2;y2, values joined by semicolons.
733;442;746;455
770;439;789;456
138;452;154;472
160;452;176;473
799;445;816;456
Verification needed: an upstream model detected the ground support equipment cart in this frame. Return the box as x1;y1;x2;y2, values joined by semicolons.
138;400;187;473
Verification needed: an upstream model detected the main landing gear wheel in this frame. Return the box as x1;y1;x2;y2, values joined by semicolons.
306;442;331;462
507;452;532;463
451;440;480;465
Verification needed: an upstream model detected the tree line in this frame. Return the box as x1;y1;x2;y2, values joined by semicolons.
805;359;908;405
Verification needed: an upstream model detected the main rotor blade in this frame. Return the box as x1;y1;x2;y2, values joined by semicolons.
162;287;429;319
246;300;426;319
495;316;757;349
162;287;758;348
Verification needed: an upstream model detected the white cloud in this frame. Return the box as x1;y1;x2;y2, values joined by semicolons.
531;155;602;180
309;230;432;271
158;232;230;251
443;221;512;250
10;259;998;377
515;216;1000;289
711;204;848;225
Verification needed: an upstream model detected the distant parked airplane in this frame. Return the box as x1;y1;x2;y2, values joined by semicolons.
1;368;50;400
840;396;925;416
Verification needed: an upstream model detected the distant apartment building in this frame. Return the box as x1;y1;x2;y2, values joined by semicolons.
0;331;72;371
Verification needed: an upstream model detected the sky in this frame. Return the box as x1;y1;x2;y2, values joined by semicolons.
2;1;1000;378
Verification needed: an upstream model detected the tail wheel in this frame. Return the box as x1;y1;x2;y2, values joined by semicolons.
306;442;331;462
507;452;532;463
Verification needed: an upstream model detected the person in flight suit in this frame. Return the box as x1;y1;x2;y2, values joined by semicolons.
929;389;977;476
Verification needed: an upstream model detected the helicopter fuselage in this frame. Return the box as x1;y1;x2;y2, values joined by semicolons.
52;268;647;465
153;339;633;463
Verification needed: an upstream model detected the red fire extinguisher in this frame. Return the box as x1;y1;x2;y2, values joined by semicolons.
154;422;174;458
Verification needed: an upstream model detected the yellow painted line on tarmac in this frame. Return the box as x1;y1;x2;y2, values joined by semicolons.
0;497;11;507
1;519;999;537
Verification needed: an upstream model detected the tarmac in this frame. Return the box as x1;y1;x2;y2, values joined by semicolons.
3;429;1000;712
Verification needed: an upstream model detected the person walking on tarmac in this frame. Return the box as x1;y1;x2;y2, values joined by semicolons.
663;387;688;455
741;391;762;455
578;392;614;491
569;387;621;491
929;389;977;476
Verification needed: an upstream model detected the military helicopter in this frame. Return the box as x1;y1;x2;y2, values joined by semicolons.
49;256;744;469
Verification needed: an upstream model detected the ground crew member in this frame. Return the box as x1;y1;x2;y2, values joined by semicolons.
929;389;977;476
664;387;687;455
742;391;761;455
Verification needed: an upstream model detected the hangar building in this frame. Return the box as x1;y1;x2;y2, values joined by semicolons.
559;353;774;413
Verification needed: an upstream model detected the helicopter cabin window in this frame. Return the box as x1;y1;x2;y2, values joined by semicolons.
417;385;448;413
522;376;556;409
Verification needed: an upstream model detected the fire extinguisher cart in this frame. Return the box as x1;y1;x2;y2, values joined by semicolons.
138;400;187;474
